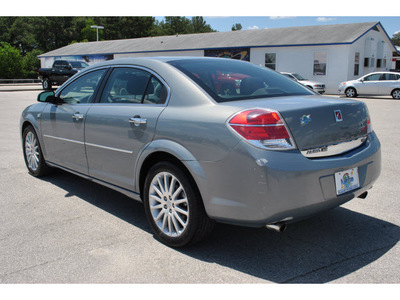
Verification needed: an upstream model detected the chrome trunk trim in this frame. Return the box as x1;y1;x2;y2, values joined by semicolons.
300;136;367;158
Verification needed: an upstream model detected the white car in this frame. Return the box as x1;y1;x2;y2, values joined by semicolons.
338;72;400;99
281;72;326;94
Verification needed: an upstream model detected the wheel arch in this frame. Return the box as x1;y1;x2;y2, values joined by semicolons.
135;140;206;205
21;117;39;140
345;86;358;97
20;116;47;159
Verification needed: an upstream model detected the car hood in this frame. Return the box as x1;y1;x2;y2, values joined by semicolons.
299;80;324;86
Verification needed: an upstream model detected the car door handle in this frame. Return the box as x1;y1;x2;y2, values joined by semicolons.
129;116;147;127
72;113;84;121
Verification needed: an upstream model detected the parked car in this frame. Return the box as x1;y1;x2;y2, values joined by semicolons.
338;72;400;99
38;60;89;90
281;72;326;94
21;57;381;247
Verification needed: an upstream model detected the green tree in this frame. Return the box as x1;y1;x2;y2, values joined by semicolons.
392;32;400;46
91;17;156;41
22;49;43;78
232;23;242;31
80;18;98;41
190;17;215;33
0;16;216;78
0;42;24;79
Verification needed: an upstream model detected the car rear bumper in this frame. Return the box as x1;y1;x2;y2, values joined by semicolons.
198;131;381;227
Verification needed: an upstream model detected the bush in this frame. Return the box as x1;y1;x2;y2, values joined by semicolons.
0;42;24;79
23;49;43;79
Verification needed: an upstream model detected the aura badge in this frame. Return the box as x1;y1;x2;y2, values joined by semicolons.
334;110;343;122
300;114;312;125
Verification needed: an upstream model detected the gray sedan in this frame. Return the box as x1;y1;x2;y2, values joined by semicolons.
21;57;381;247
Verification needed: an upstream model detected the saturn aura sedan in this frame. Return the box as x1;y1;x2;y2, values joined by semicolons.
21;57;381;247
338;71;400;99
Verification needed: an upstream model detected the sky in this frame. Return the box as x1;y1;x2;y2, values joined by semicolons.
6;0;400;38
200;16;400;38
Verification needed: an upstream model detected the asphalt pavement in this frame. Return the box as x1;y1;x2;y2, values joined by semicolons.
0;87;399;288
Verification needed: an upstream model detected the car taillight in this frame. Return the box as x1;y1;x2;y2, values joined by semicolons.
227;108;296;150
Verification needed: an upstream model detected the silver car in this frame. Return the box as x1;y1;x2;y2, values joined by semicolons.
281;72;326;94
21;57;381;247
338;71;400;99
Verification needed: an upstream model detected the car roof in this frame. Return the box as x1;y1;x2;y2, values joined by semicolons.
365;71;400;75
84;56;252;71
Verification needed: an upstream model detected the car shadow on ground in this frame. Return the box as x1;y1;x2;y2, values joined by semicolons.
337;95;396;101
42;169;399;283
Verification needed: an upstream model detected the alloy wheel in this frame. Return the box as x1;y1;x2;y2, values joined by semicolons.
345;88;356;97
25;131;40;172
148;171;189;237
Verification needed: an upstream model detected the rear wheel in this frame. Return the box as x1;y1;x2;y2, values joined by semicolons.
143;161;214;247
22;125;51;177
392;89;400;100
345;87;357;98
42;78;52;90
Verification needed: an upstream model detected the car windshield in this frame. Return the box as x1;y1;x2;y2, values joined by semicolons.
70;61;89;68
168;59;313;102
292;73;307;80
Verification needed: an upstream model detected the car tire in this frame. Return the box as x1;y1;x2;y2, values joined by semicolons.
392;89;400;100
345;87;357;98
42;78;52;90
22;125;52;177
143;161;215;247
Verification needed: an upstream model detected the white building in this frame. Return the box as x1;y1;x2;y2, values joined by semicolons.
38;21;398;94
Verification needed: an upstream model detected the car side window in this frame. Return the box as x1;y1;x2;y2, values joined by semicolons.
58;69;106;104
60;61;69;69
53;61;62;68
100;67;168;105
364;74;381;81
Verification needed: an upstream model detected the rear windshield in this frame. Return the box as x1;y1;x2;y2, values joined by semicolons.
168;59;313;102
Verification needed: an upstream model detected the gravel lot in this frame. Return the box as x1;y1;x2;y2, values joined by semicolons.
0;88;399;287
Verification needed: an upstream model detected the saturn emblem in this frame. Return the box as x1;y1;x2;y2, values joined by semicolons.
300;114;312;125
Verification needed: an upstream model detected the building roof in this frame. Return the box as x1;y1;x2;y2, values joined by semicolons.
39;21;396;58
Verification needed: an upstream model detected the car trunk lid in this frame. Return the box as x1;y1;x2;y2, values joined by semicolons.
223;95;370;156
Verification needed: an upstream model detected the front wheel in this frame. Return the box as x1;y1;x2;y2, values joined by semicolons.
22;125;51;177
392;89;400;100
143;161;214;247
345;87;357;98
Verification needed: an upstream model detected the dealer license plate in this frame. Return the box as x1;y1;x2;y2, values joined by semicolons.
335;168;360;195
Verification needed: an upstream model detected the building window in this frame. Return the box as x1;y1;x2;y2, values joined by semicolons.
313;51;326;75
377;59;382;68
354;52;360;76
370;58;375;68
364;58;369;67
205;48;250;61
265;53;276;70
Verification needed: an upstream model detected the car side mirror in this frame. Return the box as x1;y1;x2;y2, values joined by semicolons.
360;79;364;83
37;90;61;104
